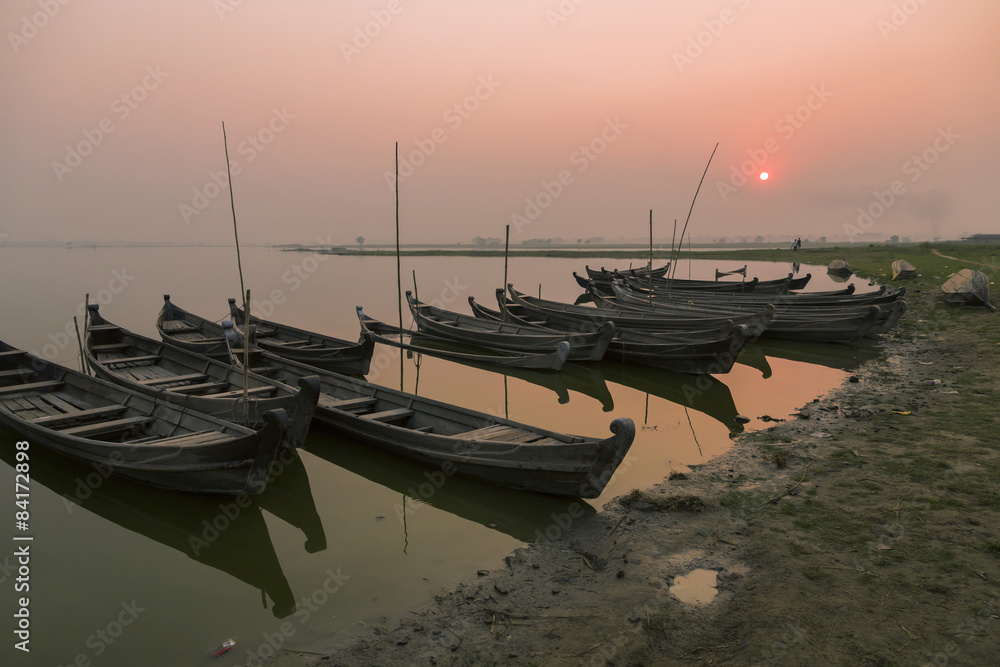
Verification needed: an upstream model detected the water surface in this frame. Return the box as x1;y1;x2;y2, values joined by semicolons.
0;247;880;665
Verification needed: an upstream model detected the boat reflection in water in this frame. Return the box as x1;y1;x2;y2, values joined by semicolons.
0;425;326;619
399;346;616;412
591;362;744;435
748;337;882;372
305;424;597;545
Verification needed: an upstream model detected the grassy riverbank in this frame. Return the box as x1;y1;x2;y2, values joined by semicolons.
274;244;1000;667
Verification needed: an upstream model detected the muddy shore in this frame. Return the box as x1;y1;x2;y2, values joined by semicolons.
268;246;1000;666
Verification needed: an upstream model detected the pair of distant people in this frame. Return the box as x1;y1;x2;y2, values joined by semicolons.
791;238;802;251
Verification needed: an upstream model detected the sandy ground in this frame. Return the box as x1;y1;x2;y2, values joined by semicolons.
265;285;1000;667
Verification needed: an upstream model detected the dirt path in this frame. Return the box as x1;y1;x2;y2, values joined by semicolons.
931;248;1000;270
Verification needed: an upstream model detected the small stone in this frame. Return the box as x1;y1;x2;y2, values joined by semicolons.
477;569;489;577
849;375;860;383
616;570;625;579
734;415;751;424
551;588;561;595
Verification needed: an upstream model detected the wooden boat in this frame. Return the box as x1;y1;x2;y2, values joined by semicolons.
468;296;750;374
84;303;320;450
892;259;917;280
609;279;904;312
157;294;235;358
827;259;853;277
507;285;775;338
608;284;907;339
407;292;612;361
578;272;761;295
597;283;886;343
220;333;636;498
585;263;668;281
941;269;996;311
355;307;570;371
0;340;288;495
227;298;375;374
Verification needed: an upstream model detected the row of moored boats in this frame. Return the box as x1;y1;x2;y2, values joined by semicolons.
0;261;928;500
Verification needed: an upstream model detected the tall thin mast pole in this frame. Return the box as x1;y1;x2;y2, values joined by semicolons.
222;122;250;424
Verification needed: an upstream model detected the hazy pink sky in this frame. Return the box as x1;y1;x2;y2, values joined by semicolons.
2;0;998;245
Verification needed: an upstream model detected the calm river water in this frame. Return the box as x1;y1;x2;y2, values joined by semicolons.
0;247;880;666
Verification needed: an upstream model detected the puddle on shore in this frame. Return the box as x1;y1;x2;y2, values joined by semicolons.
670;569;719;604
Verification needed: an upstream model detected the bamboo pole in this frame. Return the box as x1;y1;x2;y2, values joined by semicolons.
669;143;719;286
222;121;250;425
395;142;403;391
502;224;510;320
82;294;91;374
72;316;86;373
648;210;653;298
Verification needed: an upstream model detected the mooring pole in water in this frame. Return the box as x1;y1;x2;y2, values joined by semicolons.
395;142;404;391
502;224;510;321
222;121;251;425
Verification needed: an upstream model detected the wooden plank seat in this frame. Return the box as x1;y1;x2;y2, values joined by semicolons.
90;343;131;352
160;320;201;332
248;366;279;375
104;355;160;366
0;369;35;380
211;386;279;399
267;339;310;347
461;425;545;443
165;381;230;394
0;380;64;395
86;324;120;333
130;430;235;447
461;424;514;439
321;396;378;413
58;416;154;438
138;373;209;387
31;405;128;427
362;408;414;424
